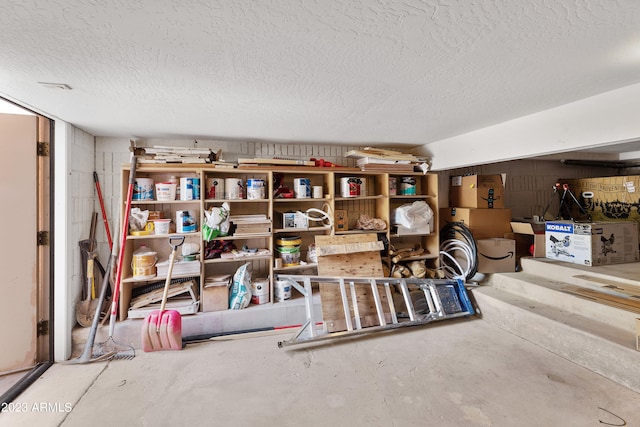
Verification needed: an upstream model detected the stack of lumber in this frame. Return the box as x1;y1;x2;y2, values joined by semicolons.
346;147;430;172
156;258;201;277
137;146;219;164
238;157;315;168
230;214;272;235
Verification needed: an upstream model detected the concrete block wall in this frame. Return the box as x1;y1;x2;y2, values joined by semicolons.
93;137;394;261
67;127;96;299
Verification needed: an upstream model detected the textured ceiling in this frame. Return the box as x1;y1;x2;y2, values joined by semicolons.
1;0;640;148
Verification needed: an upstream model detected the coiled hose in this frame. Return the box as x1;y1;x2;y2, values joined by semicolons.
439;222;478;281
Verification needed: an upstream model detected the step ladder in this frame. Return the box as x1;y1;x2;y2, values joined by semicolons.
276;275;475;348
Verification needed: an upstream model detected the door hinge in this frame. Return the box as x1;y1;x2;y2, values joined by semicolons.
37;320;49;337
37;231;49;246
37;142;49;157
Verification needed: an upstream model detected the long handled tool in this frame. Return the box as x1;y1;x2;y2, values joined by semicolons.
142;236;184;352
65;251;117;364
96;152;137;360
94;171;113;250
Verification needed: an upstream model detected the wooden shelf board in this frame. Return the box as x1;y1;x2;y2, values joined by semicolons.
273;227;329;233
334;195;384;202
204;255;272;264
127;232;201;240
210;233;271;240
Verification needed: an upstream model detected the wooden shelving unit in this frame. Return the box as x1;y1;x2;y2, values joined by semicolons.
117;164;439;320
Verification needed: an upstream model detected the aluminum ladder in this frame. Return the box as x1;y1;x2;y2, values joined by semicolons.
276;275;475;348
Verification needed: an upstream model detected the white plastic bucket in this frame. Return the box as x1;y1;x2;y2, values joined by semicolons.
155;182;177;201
275;280;292;302
133;178;154;200
225;178;244;199
153;219;171;235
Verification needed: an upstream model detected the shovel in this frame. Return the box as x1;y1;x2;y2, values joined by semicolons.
142;235;185;352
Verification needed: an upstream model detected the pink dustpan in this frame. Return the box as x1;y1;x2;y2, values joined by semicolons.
142;236;184;352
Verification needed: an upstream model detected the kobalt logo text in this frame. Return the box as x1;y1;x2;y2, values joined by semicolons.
546;224;573;232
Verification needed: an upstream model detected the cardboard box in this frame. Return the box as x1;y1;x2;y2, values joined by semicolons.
509;221;546;258
563;175;640;223
544;221;640;266
282;211;308;229
450;174;505;208
202;275;230;312
439;207;512;239
476;238;516;273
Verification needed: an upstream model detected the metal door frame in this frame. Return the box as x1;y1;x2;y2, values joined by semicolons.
0;100;54;405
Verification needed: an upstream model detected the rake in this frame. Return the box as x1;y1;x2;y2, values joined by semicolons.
94;152;138;360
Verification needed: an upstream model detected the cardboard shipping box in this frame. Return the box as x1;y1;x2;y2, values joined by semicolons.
440;207;512;239
202;275;231;312
544;220;639;266
563;175;640;224
450;174;505;208
509;221;546;258
476;238;516;273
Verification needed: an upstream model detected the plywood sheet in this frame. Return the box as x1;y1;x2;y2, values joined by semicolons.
316;234;390;332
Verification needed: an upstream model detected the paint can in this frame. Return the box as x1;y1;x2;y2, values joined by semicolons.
246;178;266;200
275;236;302;266
133;178;154;200
400;177;416;195
206;178;225;199
176;210;197;233
225;178;244;199
192;178;200;199
340;177;364;197
313;186;323;199
131;245;157;279
180;177;200;200
153;219;171;235
251;278;270;305
389;177;397;195
169;176;180;200
275;280;292;302
293;178;311;198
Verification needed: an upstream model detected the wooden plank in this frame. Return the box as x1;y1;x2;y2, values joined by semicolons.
316;234;390;332
572;274;640;299
561;285;640;314
129;280;196;309
316;240;384;256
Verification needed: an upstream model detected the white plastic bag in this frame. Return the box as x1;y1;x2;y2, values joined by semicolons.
229;262;252;310
394;201;434;229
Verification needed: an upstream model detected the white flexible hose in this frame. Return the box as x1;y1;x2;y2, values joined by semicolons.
439;238;475;280
295;203;333;229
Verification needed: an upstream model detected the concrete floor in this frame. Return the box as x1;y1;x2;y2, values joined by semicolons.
2;318;639;427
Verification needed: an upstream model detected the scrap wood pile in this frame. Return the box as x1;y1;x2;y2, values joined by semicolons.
134;144;223;164
389;243;444;279
345;147;431;172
